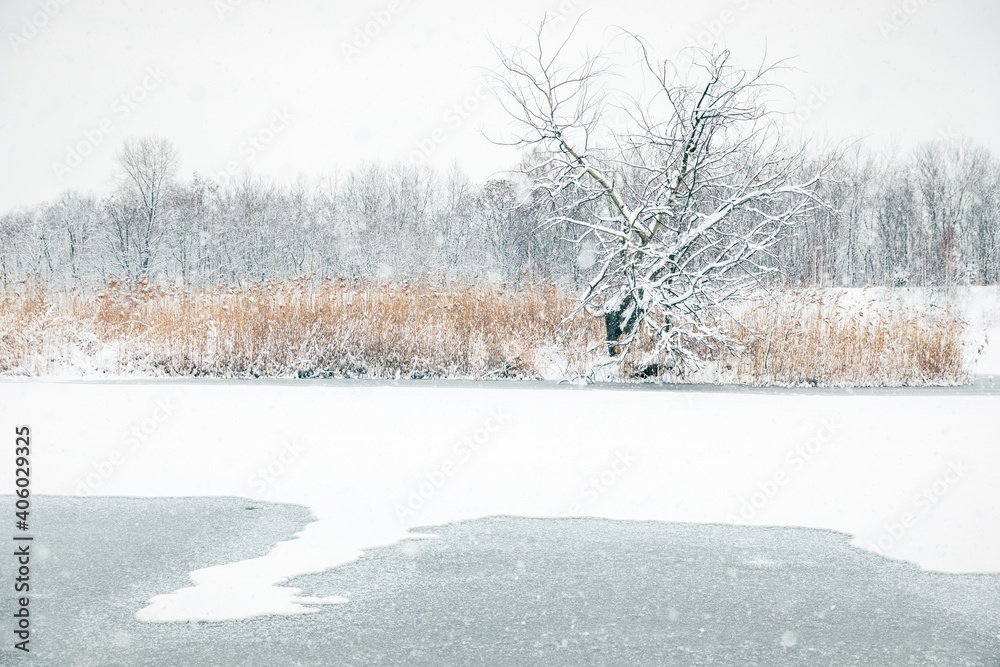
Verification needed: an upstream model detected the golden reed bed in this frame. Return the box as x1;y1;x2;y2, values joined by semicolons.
0;278;971;385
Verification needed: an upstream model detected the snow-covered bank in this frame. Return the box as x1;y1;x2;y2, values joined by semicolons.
949;286;1000;374
2;381;998;622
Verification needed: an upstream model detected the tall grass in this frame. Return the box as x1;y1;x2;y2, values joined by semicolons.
0;276;601;378
0;278;972;384
722;289;971;386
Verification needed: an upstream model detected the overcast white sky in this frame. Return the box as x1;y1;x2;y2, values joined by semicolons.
1;0;997;209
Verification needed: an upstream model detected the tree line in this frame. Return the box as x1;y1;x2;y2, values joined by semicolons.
1;135;998;289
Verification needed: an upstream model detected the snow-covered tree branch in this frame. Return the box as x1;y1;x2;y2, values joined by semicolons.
493;20;834;370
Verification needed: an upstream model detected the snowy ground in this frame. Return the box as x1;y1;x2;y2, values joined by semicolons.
2;379;998;624
952;286;1000;374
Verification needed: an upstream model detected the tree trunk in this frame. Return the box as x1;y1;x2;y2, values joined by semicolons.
603;293;638;356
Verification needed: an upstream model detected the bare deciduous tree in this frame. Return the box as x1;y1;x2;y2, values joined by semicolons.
493;20;832;369
106;136;179;278
480;178;532;281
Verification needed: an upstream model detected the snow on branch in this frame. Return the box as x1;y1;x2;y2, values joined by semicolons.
492;19;837;370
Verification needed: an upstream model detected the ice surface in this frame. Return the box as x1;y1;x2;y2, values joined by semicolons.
2;380;998;622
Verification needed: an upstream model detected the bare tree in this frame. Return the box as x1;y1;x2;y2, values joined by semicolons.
434;163;478;273
47;191;101;285
480;178;532;280
493;20;831;369
105;136;180;278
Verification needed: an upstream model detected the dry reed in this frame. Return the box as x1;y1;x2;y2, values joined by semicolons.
720;289;971;385
0;279;972;384
0;276;602;379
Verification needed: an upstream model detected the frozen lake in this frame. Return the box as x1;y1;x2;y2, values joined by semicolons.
4;497;998;665
2;378;999;625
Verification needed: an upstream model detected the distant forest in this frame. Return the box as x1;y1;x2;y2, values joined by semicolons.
3;136;999;289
